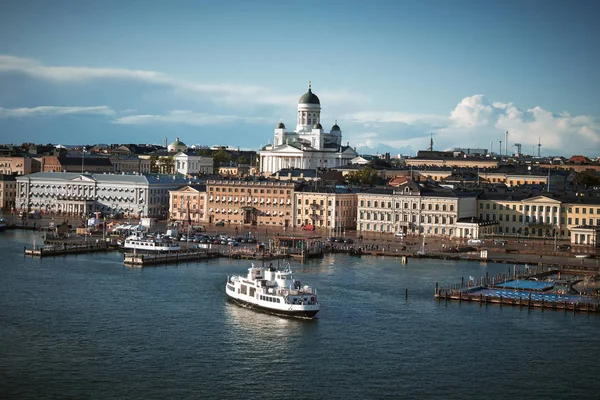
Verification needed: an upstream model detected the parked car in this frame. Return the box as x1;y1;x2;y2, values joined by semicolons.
494;239;507;246
302;225;315;231
467;239;484;245
344;238;354;244
215;221;225;227
394;232;406;238
557;244;571;251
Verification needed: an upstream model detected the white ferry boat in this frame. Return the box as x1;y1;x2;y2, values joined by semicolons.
122;235;181;253
226;263;319;319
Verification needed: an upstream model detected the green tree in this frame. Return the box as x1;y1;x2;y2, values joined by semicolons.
574;171;600;187
236;155;248;165
346;166;379;185
213;149;232;172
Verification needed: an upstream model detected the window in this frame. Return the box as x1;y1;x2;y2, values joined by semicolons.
360;200;364;207
583;208;587;214
492;204;497;210
374;201;378;207
486;204;490;209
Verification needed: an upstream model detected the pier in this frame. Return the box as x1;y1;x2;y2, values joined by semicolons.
24;241;115;257
435;266;600;313
123;250;219;266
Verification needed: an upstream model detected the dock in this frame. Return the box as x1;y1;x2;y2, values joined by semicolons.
24;241;115;257
435;267;600;313
123;250;219;266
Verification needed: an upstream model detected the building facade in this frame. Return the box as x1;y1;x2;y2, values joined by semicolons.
168;184;207;224
110;156;152;174
42;156;113;173
173;151;213;175
294;190;357;232
0;156;41;175
258;84;357;175
205;180;295;227
15;172;189;218
0;174;17;213
356;180;477;237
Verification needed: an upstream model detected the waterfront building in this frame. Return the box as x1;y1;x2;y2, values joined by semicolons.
205;180;295;227
258;84;357;175
356;179;477;236
563;197;600;244
168;184;207;224
15;172;189;218
294;189;357;231
0;174;17;213
0;156;41;175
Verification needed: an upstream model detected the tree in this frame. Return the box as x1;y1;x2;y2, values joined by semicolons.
346;166;379;185
213;149;232;171
236;155;248;165
574;171;600;187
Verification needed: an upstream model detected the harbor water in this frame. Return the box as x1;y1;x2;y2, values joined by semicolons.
1;230;599;399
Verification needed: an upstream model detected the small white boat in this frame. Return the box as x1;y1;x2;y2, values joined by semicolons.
226;263;319;319
123;234;180;253
574;254;591;259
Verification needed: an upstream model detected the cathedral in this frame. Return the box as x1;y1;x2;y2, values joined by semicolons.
258;84;358;174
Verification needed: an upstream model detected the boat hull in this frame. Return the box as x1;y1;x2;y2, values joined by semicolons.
227;295;319;319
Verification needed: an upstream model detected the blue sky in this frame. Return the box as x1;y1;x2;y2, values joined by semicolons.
1;0;598;156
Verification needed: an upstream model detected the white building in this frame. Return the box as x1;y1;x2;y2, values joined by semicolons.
15;172;190;218
259;84;357;175
173;151;213;175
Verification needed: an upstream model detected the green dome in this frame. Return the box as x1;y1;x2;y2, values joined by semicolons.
299;87;320;105
331;123;341;131
276;121;285;129
168;137;187;152
313;123;323;129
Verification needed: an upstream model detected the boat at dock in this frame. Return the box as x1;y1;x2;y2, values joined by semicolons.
0;217;7;231
122;234;181;253
226;263;320;319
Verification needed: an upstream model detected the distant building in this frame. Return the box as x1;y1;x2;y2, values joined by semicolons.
15;172;190;218
0;174;17;212
356;179;478;236
173;151;213;175
294;189;357;231
169;184;207;224
205;180;296;227
0;156;41;175
42;155;113;173
259;84;357;174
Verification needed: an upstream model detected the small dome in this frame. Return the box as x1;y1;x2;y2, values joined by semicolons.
168;137;187;152
299;83;320;105
276;121;285;129
331;123;341;131
313;123;323;129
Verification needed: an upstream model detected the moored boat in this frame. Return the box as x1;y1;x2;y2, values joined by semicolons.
123;234;181;253
0;217;6;231
226;263;319;318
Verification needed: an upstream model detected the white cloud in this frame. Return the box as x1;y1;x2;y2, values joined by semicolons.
0;105;115;118
113;110;269;126
340;95;600;156
0;55;367;109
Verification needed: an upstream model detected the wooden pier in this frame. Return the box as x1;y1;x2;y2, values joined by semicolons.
123;250;219;266
24;242;114;257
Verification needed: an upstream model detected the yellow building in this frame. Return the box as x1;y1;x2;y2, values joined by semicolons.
563;197;600;239
294;190;357;232
0;174;17;213
206;180;295;227
0;156;41;175
477;194;564;238
169;184;207;224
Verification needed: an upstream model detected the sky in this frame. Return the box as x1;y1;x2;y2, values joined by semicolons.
0;0;599;157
